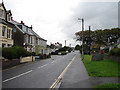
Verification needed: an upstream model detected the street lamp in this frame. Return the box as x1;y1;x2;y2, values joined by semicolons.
78;18;84;60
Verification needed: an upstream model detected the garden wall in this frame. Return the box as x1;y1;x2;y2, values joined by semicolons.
2;59;20;69
20;56;35;63
104;55;120;62
2;56;35;69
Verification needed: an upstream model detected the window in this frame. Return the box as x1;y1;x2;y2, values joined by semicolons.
8;44;11;47
2;43;6;48
14;27;16;32
0;9;3;18
9;29;11;38
28;28;31;33
7;29;9;38
2;26;6;36
23;26;26;31
31;36;32;44
26;27;28;32
7;29;11;38
8;15;10;21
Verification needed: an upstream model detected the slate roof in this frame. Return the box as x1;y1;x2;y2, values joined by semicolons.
12;20;47;41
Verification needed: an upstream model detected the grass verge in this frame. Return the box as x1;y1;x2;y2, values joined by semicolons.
83;55;120;77
94;83;120;89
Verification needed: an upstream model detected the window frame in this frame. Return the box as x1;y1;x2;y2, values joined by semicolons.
2;26;6;36
0;9;3;18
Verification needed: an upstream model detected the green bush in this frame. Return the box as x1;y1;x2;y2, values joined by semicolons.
51;51;59;55
2;46;32;59
47;54;51;58
31;52;36;56
109;48;120;56
61;51;67;55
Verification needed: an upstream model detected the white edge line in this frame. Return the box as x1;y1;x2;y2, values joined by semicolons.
51;61;56;63
3;70;33;83
38;64;48;68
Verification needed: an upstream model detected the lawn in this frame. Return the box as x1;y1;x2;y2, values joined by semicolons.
83;55;120;77
94;83;120;89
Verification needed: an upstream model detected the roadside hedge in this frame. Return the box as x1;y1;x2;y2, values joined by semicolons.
2;46;32;59
109;48;120;56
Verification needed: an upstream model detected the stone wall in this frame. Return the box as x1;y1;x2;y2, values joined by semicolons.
104;55;120;62
2;59;20;69
92;53;103;61
20;56;35;63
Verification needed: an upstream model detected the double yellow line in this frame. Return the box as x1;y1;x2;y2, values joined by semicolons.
49;54;77;90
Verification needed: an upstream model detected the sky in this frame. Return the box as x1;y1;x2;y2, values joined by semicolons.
1;0;119;47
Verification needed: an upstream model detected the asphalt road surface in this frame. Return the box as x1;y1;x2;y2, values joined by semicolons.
2;51;78;88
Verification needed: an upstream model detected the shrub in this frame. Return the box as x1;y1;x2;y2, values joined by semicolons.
43;54;47;59
31;52;36;56
61;51;67;55
2;46;32;59
51;51;58;55
109;48;120;56
47;54;51;58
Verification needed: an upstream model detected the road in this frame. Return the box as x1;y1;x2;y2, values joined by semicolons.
2;51;78;88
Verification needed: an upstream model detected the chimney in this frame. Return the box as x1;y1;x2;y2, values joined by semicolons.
31;25;33;29
21;21;24;25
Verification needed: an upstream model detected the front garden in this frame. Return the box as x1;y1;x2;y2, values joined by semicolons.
83;55;120;77
2;46;51;69
82;47;120;89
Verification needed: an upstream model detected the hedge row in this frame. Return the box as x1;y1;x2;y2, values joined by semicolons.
2;46;33;59
51;46;72;55
109;48;120;56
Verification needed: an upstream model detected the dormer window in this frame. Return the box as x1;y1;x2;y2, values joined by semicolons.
0;9;3;18
28;28;31;33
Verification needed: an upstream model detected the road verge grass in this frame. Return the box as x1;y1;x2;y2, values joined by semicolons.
83;55;120;77
94;83;120;89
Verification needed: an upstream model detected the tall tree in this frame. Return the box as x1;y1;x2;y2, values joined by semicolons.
75;28;120;49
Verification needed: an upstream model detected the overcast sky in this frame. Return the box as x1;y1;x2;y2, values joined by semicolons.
2;0;119;47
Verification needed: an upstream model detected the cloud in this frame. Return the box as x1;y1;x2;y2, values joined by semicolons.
3;0;118;47
60;2;118;46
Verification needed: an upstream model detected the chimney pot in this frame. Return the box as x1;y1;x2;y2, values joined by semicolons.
31;25;33;29
21;21;24;25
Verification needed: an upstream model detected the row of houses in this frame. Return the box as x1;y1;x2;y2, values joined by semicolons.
0;2;50;55
0;2;63;56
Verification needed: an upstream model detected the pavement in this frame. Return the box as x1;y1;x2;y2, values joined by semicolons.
59;52;119;89
59;52;94;89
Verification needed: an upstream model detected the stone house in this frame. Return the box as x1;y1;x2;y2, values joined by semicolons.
0;2;14;47
12;20;48;54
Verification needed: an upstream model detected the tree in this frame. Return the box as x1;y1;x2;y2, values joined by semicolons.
75;28;120;50
75;45;80;50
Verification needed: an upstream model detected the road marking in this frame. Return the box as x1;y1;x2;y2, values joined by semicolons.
38;64;48;69
3;70;33;83
49;54;77;90
51;61;56;63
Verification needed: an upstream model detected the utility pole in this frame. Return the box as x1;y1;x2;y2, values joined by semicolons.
89;26;91;55
82;18;84;60
78;18;84;60
65;40;66;47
